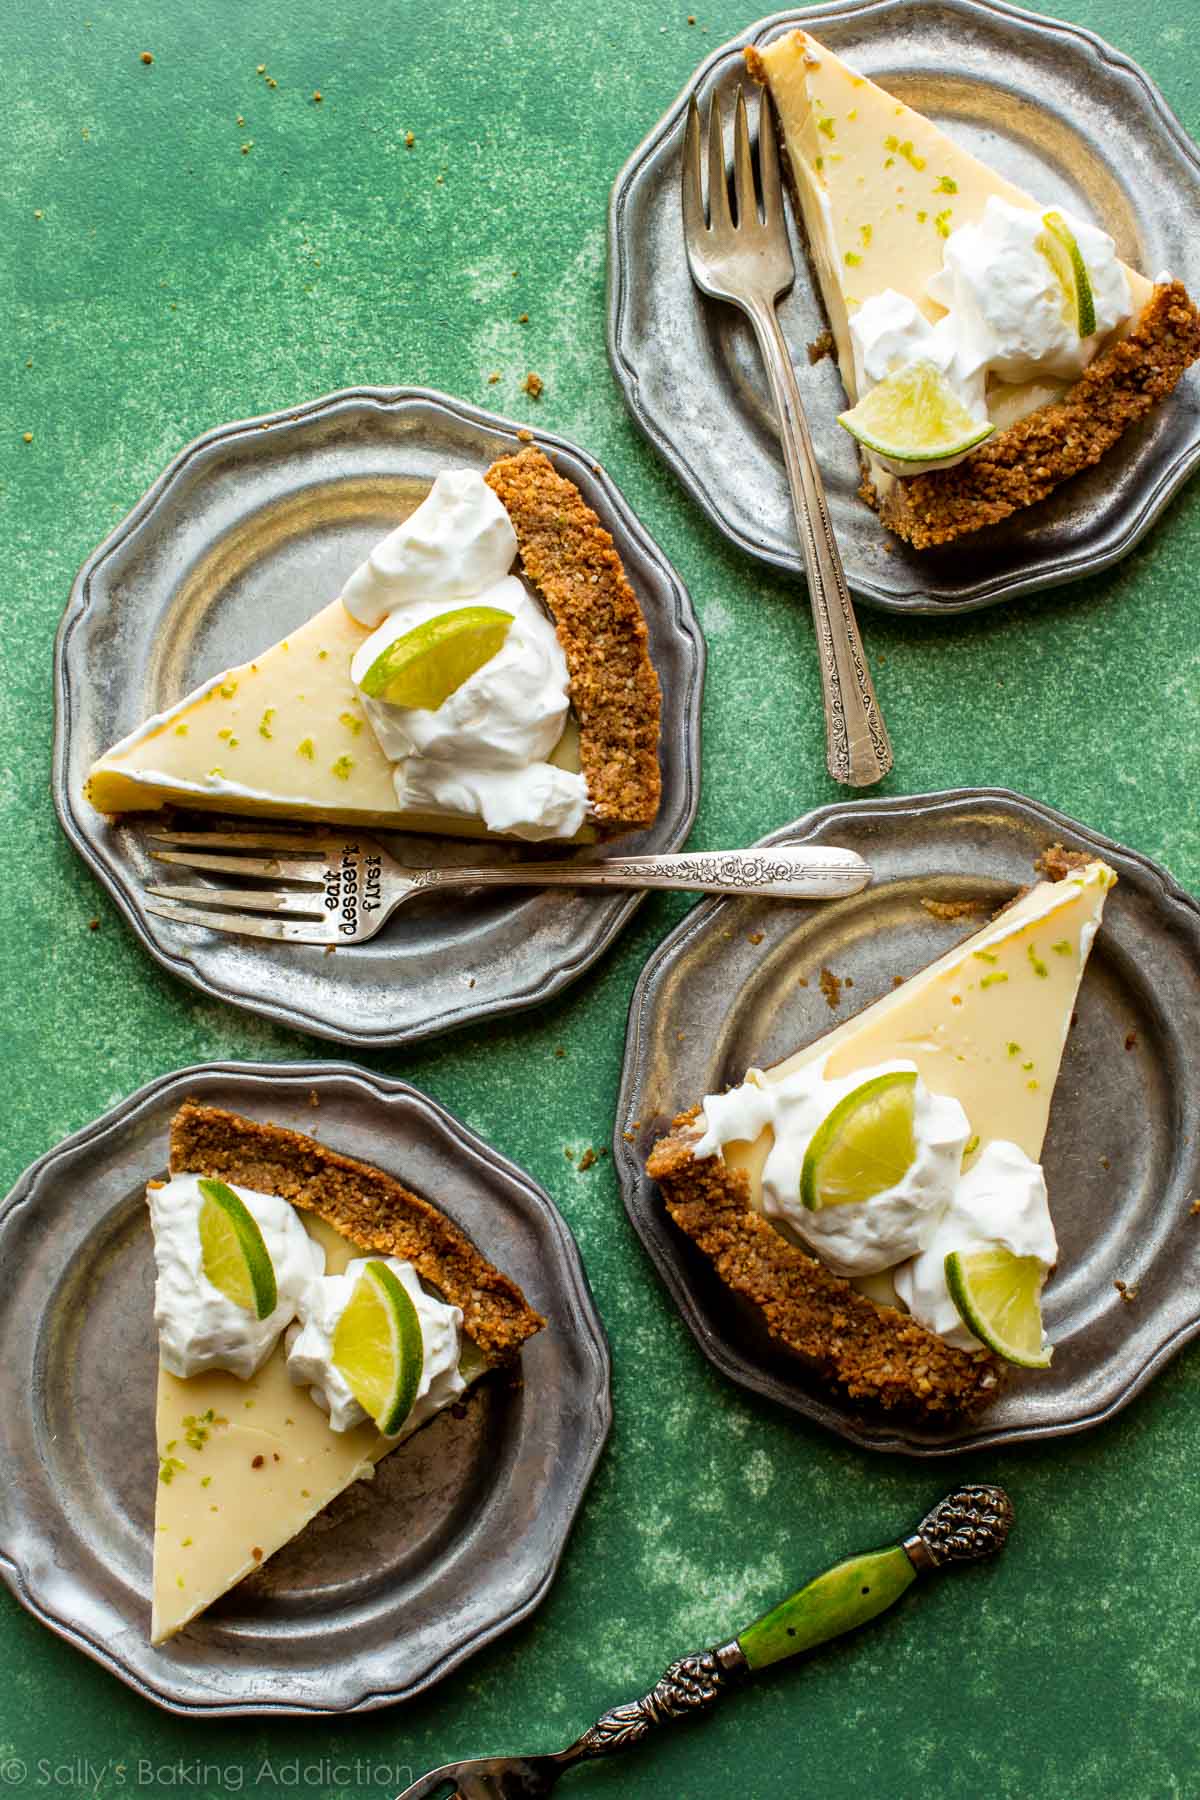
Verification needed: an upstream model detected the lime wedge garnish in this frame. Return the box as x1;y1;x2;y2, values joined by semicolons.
197;1177;278;1319
1036;211;1096;339
945;1247;1052;1368
800;1071;918;1211
332;1260;424;1435
838;362;994;465
358;605;513;710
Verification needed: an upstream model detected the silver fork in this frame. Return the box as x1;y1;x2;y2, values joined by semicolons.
140;826;871;946
682;84;892;789
393;1485;1013;1800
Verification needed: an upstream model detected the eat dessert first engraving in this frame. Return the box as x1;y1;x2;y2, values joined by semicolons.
323;845;385;936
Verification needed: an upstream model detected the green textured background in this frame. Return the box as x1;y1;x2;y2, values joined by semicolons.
4;2;1200;1796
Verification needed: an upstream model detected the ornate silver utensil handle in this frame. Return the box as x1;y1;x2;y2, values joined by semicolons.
562;1485;1013;1764
418;845;870;900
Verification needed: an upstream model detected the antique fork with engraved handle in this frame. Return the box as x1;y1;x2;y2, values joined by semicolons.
395;1485;1013;1800
682;84;892;789
139;826;871;946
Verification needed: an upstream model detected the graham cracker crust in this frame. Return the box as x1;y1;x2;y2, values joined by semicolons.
486;446;662;830
646;1109;998;1417
872;282;1200;548
169;1100;545;1365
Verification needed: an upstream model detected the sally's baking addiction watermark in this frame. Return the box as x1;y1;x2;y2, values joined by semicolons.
5;1756;415;1791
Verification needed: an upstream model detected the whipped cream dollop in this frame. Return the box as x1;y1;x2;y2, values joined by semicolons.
850;196;1132;474
341;469;519;628
148;1174;324;1380
894;1141;1057;1349
692;1061;1057;1346
694;1060;970;1277
342;470;588;841
851;290;988;422
285;1256;466;1436
927;197;1131;384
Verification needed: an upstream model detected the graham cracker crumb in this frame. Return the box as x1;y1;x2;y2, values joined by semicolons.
485;446;661;829
1125;1031;1138;1051
522;371;544;398
170;1101;543;1363
807;329;834;365
1035;843;1093;881
577;1147;597;1172
872;283;1200;547
648;1114;997;1416
818;967;843;1010
747;931;764;945
140;51;154;64
921;896;986;922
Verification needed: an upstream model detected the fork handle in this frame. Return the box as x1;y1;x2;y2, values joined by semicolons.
746;296;893;790
414;845;869;900
556;1486;1011;1767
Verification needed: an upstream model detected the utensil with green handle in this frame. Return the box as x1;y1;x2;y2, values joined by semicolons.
395;1484;1013;1800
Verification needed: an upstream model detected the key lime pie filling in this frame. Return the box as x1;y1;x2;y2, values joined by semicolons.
86;446;661;841
148;1101;542;1643
747;30;1200;544
648;857;1115;1413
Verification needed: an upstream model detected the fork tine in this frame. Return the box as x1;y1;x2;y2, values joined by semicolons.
144;883;330;918
143;897;330;943
756;83;782;222
149;849;331;883
392;1768;471;1799
706;91;732;234
681;93;706;241
145;827;328;853
732;84;757;227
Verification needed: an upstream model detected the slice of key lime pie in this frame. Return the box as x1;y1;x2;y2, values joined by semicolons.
148;1101;543;1643
647;856;1115;1416
87;447;661;842
747;31;1200;546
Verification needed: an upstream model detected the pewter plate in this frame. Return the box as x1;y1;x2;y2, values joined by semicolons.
53;389;704;1045
615;789;1200;1454
608;0;1200;613
0;1062;611;1715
